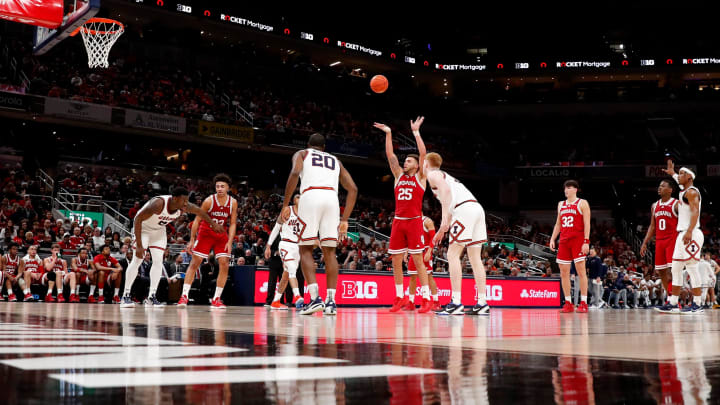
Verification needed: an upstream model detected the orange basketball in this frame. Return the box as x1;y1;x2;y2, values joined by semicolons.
370;75;389;93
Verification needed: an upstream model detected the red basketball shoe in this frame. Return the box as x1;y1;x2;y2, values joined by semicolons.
418;298;433;314
210;297;226;309
576;301;588;313
560;302;575;313
45;294;55;303
177;295;188;308
69;294;80;303
57;294;65;303
390;296;408;313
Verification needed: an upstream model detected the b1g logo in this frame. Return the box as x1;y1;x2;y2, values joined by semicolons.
342;281;378;299
476;285;502;301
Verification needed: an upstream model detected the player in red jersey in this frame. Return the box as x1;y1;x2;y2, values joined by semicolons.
18;245;44;301
640;179;678;304
67;247;94;303
93;245;123;304
406;216;440;311
1;242;20;301
550;180;591;313
41;244;67;302
179;174;238;309
374;117;433;314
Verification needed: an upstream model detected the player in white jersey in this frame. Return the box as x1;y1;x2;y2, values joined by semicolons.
281;133;357;315
265;194;305;309
659;161;705;314
122;187;223;307
425;152;489;316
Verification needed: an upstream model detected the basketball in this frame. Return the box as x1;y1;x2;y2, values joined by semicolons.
370;75;389;93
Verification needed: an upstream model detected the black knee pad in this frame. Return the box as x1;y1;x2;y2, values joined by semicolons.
46;272;56;281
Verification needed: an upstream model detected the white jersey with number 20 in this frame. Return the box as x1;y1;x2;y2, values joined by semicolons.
299;149;340;194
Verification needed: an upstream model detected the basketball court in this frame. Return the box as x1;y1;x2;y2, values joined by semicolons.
0;304;715;403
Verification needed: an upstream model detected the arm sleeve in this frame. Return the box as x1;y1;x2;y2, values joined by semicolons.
267;223;281;246
427;229;436;249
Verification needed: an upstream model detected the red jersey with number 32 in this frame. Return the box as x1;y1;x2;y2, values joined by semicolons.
559;199;585;241
199;194;235;234
394;173;424;219
653;198;678;241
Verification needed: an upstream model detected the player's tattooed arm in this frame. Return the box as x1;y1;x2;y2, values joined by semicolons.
375;123;403;179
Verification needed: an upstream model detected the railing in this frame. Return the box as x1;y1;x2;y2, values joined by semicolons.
37;168;55;196
356;223;390;242
220;92;253;127
102;203;132;237
621;219;650;264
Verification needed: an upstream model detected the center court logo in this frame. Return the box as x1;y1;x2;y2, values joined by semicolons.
520;289;557;299
342;281;378;299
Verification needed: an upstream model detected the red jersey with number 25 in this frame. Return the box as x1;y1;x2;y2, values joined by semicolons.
653;198;678;241
199;194;236;234
559;199;585;241
394;173;424;219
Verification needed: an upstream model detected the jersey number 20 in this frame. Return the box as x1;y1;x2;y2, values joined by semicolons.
311;154;336;170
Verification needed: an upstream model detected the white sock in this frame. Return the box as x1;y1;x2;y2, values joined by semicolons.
98;288;103;296
123;255;142;295
182;283;191;297
75;286;80;295
432;294;438;302
451;291;461;305
478;291;487;306
308;283;319;300
114;288;119;297
694;295;703;306
327;288;336;301
273;292;282;302
581;295;587;303
214;287;223;300
420;285;430;300
57;287;63;294
292;287;300;296
47;287;52;295
395;284;404;298
701;289;708;304
23;288;29;294
89;285;96;296
669;295;679;305
565;295;571;302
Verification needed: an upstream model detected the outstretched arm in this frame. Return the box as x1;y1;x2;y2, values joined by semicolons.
375;123;403;179
410;117;426;179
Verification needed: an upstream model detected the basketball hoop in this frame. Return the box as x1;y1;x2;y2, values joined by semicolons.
71;18;124;69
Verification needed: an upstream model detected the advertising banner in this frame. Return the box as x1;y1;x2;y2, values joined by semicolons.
124;109;186;133
0;91;28;110
44;98;112;123
254;269;560;307
198;121;254;143
707;165;720;177
59;210;104;228
645;165;696;178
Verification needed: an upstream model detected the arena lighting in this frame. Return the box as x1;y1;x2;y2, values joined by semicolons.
329;61;341;66
390;53;396;59
641;59;654;66
177;4;191;13
683;58;720;65
203;10;210;16
540;62;547;68
497;63;504;69
405;56;415;64
515;62;529;69
300;32;313;41
556;60;611;68
156;0;163;5
666;59;673;65
219;13;273;32
283;28;290;35
621;60;628;66
323;37;329;43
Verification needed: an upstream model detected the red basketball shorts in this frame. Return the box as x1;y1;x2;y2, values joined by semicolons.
388;217;424;255
191;228;230;259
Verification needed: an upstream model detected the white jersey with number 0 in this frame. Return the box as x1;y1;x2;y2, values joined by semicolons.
677;186;702;232
299;148;340;194
432;170;477;209
139;195;183;233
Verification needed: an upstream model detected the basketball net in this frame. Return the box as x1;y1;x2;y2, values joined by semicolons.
71;18;124;69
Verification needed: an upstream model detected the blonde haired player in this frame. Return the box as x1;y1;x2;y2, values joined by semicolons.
658;161;705;314
550;180;591;313
426;152;489;315
281;133;357;315
265;194;304;309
